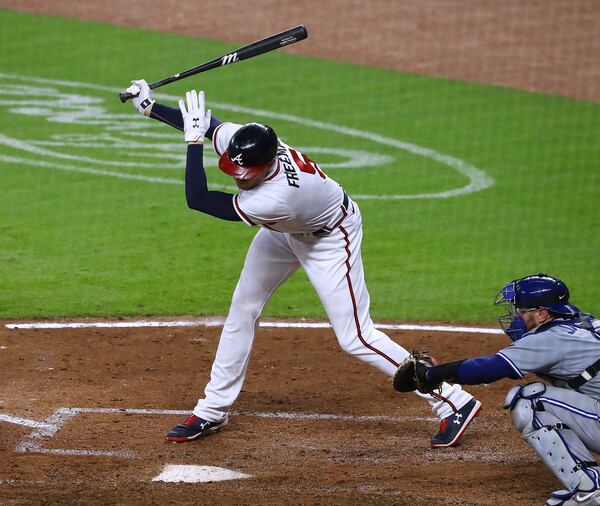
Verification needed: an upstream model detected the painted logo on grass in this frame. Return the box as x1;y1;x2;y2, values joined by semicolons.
0;73;494;199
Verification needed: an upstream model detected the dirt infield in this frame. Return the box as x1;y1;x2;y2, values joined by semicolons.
2;0;599;101
1;319;560;504
0;2;596;503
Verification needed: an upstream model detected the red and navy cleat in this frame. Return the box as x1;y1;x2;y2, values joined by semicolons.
430;398;481;448
166;414;228;443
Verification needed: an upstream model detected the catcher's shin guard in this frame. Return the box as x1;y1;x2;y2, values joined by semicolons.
524;421;598;493
509;387;599;494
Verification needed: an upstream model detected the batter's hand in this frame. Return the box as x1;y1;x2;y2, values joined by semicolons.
125;79;155;116
179;90;211;144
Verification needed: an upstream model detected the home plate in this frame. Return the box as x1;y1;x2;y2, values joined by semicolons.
152;465;252;483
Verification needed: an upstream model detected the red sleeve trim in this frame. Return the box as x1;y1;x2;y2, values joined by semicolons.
233;194;256;226
212;123;227;156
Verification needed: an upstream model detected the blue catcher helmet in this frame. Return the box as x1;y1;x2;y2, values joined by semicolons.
494;273;580;341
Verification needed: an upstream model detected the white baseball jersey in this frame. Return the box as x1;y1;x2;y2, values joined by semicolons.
190;120;476;424
212;122;345;234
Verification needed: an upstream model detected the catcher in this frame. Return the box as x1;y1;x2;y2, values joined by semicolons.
394;274;600;506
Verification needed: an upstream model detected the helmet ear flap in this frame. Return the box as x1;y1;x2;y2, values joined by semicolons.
219;123;278;180
218;152;271;180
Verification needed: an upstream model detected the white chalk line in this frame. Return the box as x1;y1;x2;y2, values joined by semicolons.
5;317;503;334
0;479;47;486
236;410;435;423
9;407;532;467
0;413;53;430
67;406;437;422
7;406;531;468
12;406;436;458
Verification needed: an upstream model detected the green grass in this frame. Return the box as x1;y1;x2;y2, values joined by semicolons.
1;9;599;321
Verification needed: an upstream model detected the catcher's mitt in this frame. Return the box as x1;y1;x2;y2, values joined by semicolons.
393;351;440;394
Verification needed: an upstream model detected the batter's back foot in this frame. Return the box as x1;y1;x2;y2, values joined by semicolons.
430;398;481;448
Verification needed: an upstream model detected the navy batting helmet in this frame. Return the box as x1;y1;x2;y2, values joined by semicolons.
494;273;579;318
218;123;278;180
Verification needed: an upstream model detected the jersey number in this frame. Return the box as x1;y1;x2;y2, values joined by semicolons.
290;149;326;180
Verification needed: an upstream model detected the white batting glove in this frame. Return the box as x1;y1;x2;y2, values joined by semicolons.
125;79;155;116
178;90;211;144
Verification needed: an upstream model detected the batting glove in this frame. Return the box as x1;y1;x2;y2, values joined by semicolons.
178;90;211;144
125;79;155;116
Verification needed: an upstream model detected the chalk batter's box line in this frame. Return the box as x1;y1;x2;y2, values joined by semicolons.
5;318;503;334
14;407;436;459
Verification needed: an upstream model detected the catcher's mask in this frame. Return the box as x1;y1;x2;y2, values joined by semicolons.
218;122;278;181
494;273;580;341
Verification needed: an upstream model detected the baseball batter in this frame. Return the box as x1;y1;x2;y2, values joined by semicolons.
124;80;481;448
397;274;600;505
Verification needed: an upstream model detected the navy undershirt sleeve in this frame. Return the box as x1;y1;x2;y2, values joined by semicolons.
185;144;241;221
150;103;222;140
456;354;520;384
425;354;520;385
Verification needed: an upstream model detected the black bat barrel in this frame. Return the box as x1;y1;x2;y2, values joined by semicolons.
119;25;307;103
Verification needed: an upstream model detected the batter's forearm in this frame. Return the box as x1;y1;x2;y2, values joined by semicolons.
185;144;241;221
151;103;222;139
150;103;183;130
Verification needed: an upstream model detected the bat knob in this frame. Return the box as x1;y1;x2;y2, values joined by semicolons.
119;91;133;103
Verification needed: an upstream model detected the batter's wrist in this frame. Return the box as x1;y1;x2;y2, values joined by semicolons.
145;100;155;116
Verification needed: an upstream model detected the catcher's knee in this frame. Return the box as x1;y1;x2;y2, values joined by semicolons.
505;383;598;493
511;399;536;434
504;382;546;434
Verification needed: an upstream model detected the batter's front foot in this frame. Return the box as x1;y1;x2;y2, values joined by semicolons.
430;398;481;448
166;414;228;442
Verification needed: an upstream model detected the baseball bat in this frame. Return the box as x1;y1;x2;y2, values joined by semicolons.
119;25;308;103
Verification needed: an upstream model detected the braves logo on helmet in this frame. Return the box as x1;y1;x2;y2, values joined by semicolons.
218;122;279;180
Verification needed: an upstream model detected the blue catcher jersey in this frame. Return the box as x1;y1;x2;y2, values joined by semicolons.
497;315;600;400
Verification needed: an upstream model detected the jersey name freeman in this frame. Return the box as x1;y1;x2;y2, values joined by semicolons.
277;145;300;188
214;122;344;234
